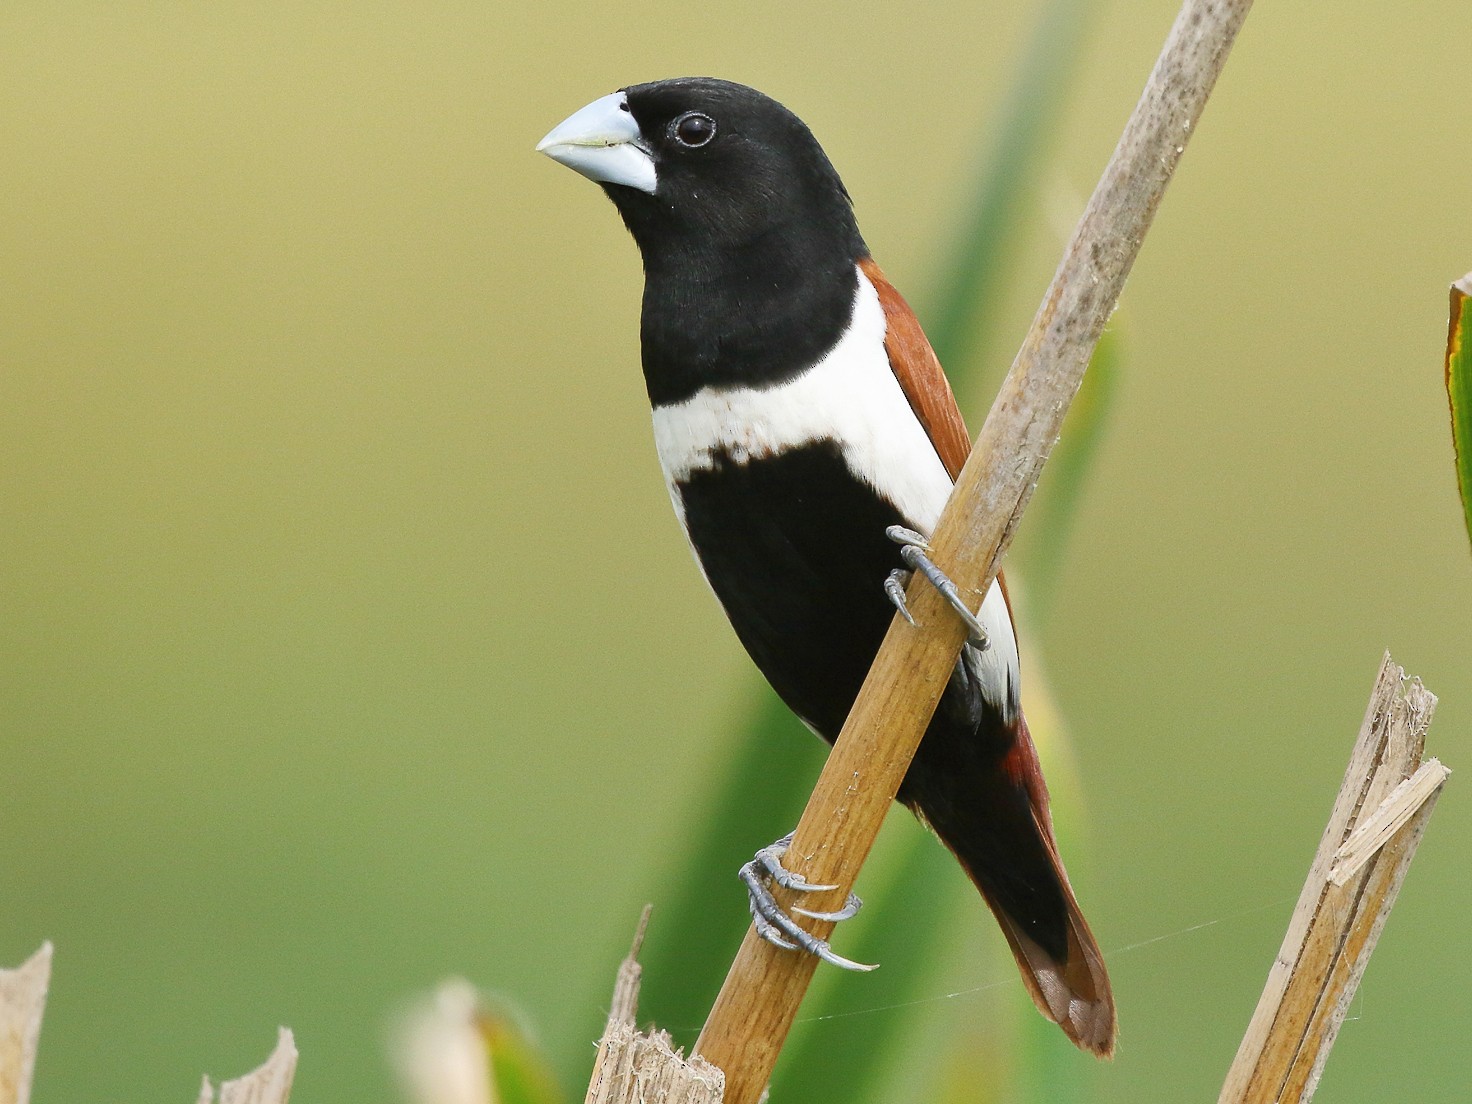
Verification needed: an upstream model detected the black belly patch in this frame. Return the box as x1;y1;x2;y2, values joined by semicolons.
675;440;910;738
676;439;1068;959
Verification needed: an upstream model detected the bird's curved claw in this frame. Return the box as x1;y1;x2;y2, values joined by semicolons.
885;525;990;650
792;898;862;922
884;569;916;626
740;833;875;972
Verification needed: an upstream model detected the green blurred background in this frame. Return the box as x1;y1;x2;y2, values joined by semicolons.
3;2;1469;1101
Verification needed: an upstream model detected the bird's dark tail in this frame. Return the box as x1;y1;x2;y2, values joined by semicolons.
913;709;1116;1057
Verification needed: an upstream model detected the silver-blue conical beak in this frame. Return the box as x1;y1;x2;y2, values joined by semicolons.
537;91;657;194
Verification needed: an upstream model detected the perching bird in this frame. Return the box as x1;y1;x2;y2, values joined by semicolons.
538;77;1115;1056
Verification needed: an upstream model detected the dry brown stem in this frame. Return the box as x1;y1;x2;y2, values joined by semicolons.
1218;653;1448;1104
691;2;1255;1100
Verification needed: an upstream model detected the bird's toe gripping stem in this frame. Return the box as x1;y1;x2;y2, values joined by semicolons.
883;525;990;650
739;833;874;972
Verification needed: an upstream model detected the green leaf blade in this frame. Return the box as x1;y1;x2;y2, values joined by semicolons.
609;691;823;1051
771;823;969;1104
486;1010;567;1104
1447;272;1472;553
926;0;1096;393
1020;325;1120;626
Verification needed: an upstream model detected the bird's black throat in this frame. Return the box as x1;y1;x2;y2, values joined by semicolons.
633;229;862;407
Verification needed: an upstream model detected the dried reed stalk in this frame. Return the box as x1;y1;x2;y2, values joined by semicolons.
1219;653;1448;1104
0;944;51;1104
197;1028;298;1104
585;909;724;1104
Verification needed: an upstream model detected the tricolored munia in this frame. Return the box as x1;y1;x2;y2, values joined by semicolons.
538;77;1115;1056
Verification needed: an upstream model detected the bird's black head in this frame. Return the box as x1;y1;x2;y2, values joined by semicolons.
633;79;865;264
540;78;865;267
539;78;869;403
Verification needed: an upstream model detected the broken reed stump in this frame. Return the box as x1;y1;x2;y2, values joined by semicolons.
585;908;724;1104
0;944;296;1104
1219;652;1448;1104
0;944;50;1104
198;1029;298;1104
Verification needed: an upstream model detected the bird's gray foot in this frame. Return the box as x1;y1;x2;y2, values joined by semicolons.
884;525;990;650
739;832;875;972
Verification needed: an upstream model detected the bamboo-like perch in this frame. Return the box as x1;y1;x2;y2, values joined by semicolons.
1219;653;1448;1104
689;2;1254;1101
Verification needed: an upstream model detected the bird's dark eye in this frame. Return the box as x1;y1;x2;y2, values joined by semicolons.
671;112;716;148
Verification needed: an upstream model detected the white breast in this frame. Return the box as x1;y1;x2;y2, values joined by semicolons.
652;269;953;529
650;264;1020;720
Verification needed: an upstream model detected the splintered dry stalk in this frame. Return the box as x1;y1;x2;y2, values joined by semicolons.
689;2;1255;1101
585;909;725;1104
198;1028;299;1104
0;945;296;1104
1219;654;1448;1104
0;944;51;1104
